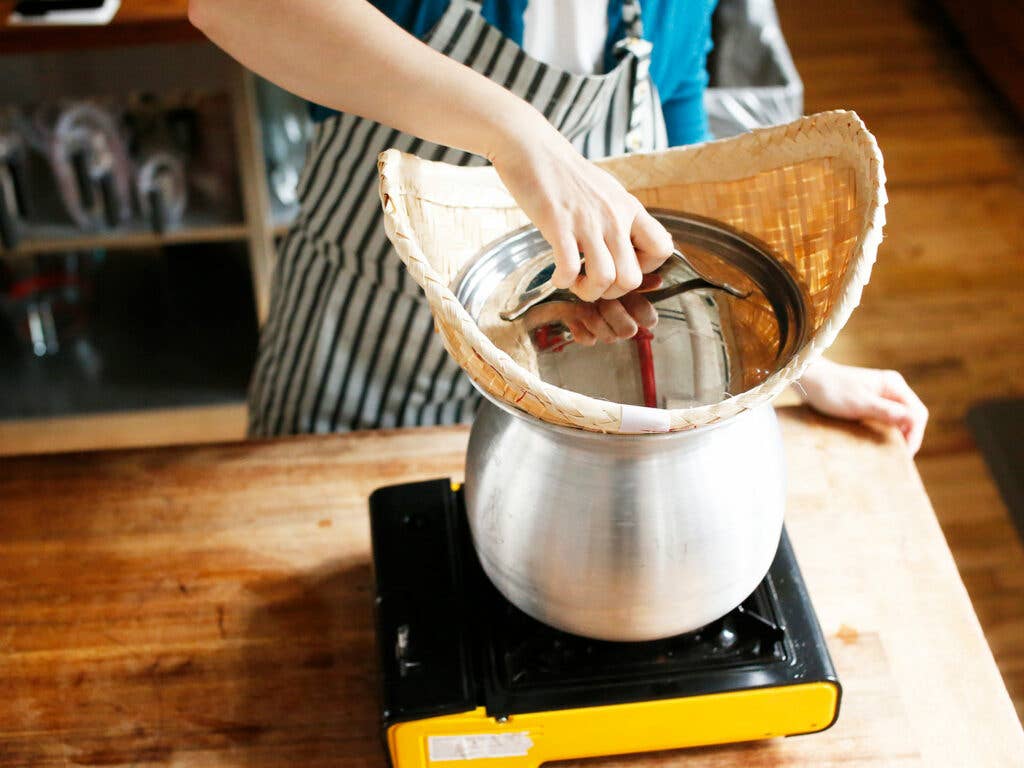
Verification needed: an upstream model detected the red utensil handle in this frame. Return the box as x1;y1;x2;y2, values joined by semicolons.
635;328;657;408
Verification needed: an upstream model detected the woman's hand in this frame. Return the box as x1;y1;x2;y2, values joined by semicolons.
796;358;929;454
190;0;672;301
524;292;659;346
563;293;660;345
190;0;671;301
490;120;674;303
520;272;662;345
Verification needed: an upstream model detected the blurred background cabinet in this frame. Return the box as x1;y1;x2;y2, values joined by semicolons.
0;4;304;440
937;0;1024;122
0;0;804;449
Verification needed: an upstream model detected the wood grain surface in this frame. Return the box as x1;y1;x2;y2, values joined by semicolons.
775;0;1024;724
0;404;247;458
937;0;1024;122
1;409;1021;767
0;0;1021;746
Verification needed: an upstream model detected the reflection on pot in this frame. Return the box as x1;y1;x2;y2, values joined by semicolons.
457;211;809;409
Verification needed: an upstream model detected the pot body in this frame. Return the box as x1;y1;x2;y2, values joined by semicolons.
465;398;786;641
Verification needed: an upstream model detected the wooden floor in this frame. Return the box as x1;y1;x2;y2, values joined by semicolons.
777;0;1024;720
0;0;1021;724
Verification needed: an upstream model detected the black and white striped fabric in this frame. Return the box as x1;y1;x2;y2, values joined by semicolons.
248;0;668;436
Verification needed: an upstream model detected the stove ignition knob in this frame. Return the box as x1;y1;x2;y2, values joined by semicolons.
717;626;738;650
395;624;421;676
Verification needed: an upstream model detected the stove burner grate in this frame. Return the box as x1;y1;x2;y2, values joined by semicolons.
369;479;839;723
492;598;787;691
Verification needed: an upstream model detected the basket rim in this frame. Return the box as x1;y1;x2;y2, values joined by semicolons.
469;376;757;440
379;109;887;433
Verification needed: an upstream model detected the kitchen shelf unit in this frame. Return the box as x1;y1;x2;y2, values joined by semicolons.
8;214;249;256
0;33;286;451
0;0;197;54
0;38;279;324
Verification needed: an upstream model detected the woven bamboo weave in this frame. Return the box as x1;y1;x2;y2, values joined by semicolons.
378;110;887;433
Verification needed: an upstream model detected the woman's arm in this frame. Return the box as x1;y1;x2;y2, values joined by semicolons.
189;0;673;300
796;359;929;454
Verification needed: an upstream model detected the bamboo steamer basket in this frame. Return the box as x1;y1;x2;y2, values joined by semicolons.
378;110;886;434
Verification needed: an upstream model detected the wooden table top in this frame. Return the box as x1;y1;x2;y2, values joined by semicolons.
1;407;1021;767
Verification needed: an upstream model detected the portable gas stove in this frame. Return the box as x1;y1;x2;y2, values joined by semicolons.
370;480;840;768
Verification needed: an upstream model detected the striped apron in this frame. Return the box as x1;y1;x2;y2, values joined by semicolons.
248;0;668;436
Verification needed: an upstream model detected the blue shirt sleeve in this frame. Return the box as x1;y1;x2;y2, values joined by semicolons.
308;0;524;121
311;0;717;148
644;0;718;146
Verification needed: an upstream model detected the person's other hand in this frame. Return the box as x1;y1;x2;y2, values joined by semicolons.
564;292;660;345
522;275;661;345
796;358;929;454
490;127;673;303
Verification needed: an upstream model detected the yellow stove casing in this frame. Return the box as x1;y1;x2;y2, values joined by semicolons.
387;681;840;768
371;481;842;768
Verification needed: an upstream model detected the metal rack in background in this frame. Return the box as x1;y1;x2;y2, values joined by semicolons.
0;41;273;424
0;42;277;322
0;96;241;254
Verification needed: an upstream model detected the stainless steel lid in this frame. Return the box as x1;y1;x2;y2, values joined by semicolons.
453;211;809;409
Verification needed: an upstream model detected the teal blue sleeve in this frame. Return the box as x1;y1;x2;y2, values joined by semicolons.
645;0;717;146
658;53;711;145
310;0;715;142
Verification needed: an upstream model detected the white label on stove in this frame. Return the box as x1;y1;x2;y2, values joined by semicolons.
428;732;533;761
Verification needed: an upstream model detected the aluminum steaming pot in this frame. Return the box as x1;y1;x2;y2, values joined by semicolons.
455;211;806;641
465;397;786;641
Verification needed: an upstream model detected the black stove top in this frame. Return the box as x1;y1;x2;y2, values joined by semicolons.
369;479;838;724
483;579;786;700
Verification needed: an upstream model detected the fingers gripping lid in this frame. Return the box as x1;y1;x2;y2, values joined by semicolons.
379;111;886;434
